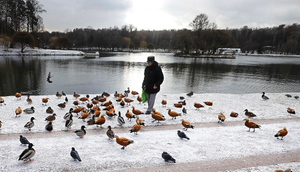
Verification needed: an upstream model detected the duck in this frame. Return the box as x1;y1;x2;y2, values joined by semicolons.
42;98;49;105
116;96;122;102
178;100;186;105
114;91;119;97
45;121;53;132
130;123;141;134
65;114;73;129
15;107;22;117
64;108;73;120
24;117;35;131
87;115;95;125
72;107;84;116
161;100;167;106
99;97;107;103
106;109;117;119
24;107;35;114
151;112;165;123
79;97;89;103
274;127;288;140
244;109;257;118
120;100;125;107
26;95;32;104
181;119;194;130
73;100;79;106
177;130;189;140
20;135;30;145
106;125;115;139
15;92;22;100
45;113;56;122
56;91;62;98
58;102;66;109
0;120;2;129
117;111;125;126
186;91;193;97
115;135;134;149
95;114;106;128
136;116;145;126
162;152;176;163
230;111;238;117
94;109;101;117
287;107;295;114
74;125;86;138
194;102;204;109
204;101;213;106
131;90;138;95
137;96;142;103
244;118;261;132
132;106;144;115
274;168;292;172
124;98;134;105
101;100;112;107
79;109;89;121
262;92;269;100
218;113;226;123
152;108;163;116
125;109;135;121
125;87;130;94
92;99;99;105
174;103;182;108
73;92;80;99
46;107;54;114
0;97;5;105
18;143;35;161
70;147;81;162
102;92;110;97
168;109;181;119
103;105;114;111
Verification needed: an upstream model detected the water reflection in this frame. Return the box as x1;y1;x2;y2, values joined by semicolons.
0;53;300;96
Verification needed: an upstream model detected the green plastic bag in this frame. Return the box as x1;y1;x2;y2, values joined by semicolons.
142;90;147;103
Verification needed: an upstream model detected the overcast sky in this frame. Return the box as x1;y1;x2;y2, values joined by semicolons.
38;0;300;32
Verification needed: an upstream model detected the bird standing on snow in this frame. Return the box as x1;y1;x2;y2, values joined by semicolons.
70;147;81;162
0;97;6;105
45;122;53;132
274;168;292;172
181;119;194;130
244;109;256;118
244;118;261;132
20;135;30;145
186;91;193;97
115;135;134;149
218;113;226;123
129;123;141;135
162;152;176;163
75;125;86;138
15;106;22;117
18;143;35;161
24;117;35;131
65;113;73;129
106;125;115;139
168;109;181;119
287;107;295;115
262;92;269;100
45;113;56;122
274;127;288;140
177;130;190;140
182;107;187;114
23;106;35;114
0;121;2;129
117;111;125;126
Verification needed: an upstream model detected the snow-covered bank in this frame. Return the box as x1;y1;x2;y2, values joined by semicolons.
0;48;85;56
0;92;299;171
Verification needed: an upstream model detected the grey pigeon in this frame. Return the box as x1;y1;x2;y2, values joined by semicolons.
182;107;187;114
20;135;30;145
70;147;81;162
162;152;176;163
62;91;66;96
295;96;299;99
177;130;190;140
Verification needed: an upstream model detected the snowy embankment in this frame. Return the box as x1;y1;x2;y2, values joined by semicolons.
0;92;299;171
0;48;85;56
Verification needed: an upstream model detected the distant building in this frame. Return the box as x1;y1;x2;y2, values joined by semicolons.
217;48;241;54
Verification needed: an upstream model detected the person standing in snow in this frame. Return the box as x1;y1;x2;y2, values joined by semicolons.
142;56;164;114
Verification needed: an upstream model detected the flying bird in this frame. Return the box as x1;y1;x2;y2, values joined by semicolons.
70;147;81;162
162;152;176;163
177;130;189;140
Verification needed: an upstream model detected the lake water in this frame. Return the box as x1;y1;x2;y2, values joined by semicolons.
1;52;300;96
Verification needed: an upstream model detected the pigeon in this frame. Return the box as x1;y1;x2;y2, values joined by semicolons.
182;107;187;114
70;147;81;162
177;130;190;140
20;135;30;145
162;152;176;163
179;96;185;100
62;91;66;96
285;94;292;98
294;96;299;99
65;97;68;102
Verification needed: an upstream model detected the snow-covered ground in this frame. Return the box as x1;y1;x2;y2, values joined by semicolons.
0;92;299;171
0;47;84;56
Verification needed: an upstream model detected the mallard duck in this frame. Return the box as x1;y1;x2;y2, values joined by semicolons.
23;107;35;114
120;100;125;107
26;95;32;104
46;107;54;114
73;92;80;99
65;114;73;129
106;125;115;139
0;97;6;105
218;113;226;123
186;91;193;97
75;125;86;138
244;109;257;118
20;135;30;145
64;108;73;120
70;147;81;162
15;106;22;117
262;92;269;100
181;119;194;130
45;113;56;122
18;143;35;161
24;117;35;131
56;91;62;98
115;135;134;149
87;115;95;125
45;122;53;131
117;111;125;126
57;102;66;109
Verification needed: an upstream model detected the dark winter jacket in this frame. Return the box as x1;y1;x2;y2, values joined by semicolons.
142;61;164;94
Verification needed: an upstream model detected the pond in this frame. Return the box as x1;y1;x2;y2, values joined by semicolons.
1;52;300;96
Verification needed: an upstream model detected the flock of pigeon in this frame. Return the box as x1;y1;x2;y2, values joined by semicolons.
0;90;298;171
